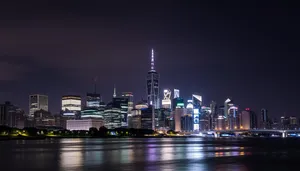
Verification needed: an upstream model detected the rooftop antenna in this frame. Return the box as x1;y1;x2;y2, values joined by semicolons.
113;84;116;98
151;48;155;71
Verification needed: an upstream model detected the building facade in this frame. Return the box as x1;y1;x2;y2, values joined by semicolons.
146;49;160;109
61;95;81;118
29;94;48;118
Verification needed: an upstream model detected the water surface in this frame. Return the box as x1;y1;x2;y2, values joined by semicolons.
0;138;299;171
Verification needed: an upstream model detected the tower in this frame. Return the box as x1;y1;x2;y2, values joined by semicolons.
113;84;116;98
146;49;160;130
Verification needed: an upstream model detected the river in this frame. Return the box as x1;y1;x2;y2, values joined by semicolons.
0;138;299;171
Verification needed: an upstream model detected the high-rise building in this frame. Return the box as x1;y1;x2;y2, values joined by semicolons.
210;101;217;130
1;101;24;128
174;89;180;98
122;92;134;113
162;89;171;109
240;108;257;130
103;103;121;129
217;115;226;130
86;93;101;108
280;116;289;130
146;49;160;109
174;108;185;132
172;97;184;110
61;95;81;117
141;107;158;130
261;108;269;129
228;105;238;130
200;106;211;131
29;94;48;118
224;98;232;118
192;94;202;108
113;97;129;127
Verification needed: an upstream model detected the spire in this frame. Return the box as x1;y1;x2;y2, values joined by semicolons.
113;84;116;98
151;48;155;71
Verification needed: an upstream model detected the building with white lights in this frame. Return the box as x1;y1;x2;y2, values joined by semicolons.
162;89;171;109
146;49;160;109
174;89;180;98
66;119;104;131
86;93;101;108
29;94;48;118
61;95;81;117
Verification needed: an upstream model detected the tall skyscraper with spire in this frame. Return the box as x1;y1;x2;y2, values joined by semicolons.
146;49;160;109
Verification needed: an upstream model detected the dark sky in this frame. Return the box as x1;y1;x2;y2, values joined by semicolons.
0;1;299;118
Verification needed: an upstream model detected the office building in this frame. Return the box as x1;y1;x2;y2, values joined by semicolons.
280;116;289;130
289;116;297;130
174;108;185;132
157;108;172;130
240;108;257;130
210;101;217;130
66;119;104;131
261;108;269;129
200;106;211;131
86;93;101;108
162;89;172;109
103;105;121;129
81;108;103;119
29;94;48;118
34;109;55;127
146;49;160;109
0;101;24;128
217;115;226;130
122;92;134;112
113;97;129;127
174;89;180;98
128;109;141;129
192;94;202;108
172;97;184;110
61;95;81;117
141;107;158;130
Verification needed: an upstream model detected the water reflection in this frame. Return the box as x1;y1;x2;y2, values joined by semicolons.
1;138;294;171
60;139;83;169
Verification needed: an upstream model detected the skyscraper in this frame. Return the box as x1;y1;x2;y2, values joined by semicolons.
174;89;180;98
240;108;257;130
261;108;269;129
29;94;48;118
86;93;101;108
162;89;171;109
146;49;159;130
146;49;160;109
61;95;81;118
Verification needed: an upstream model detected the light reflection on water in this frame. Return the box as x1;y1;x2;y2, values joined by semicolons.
0;137;280;171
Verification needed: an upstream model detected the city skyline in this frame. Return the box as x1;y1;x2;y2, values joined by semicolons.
0;1;298;117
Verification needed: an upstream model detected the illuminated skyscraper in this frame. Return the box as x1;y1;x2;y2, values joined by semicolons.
29;94;48;118
86;93;101;108
174;89;180;98
122;92;134;112
146;49;159;130
61;95;81;117
146;49;160;109
162;89;171;109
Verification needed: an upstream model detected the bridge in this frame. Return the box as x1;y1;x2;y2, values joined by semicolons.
197;129;300;138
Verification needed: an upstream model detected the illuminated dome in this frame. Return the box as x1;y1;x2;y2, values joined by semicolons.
135;101;148;110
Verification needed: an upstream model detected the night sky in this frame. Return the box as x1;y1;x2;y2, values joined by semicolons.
0;1;299;118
